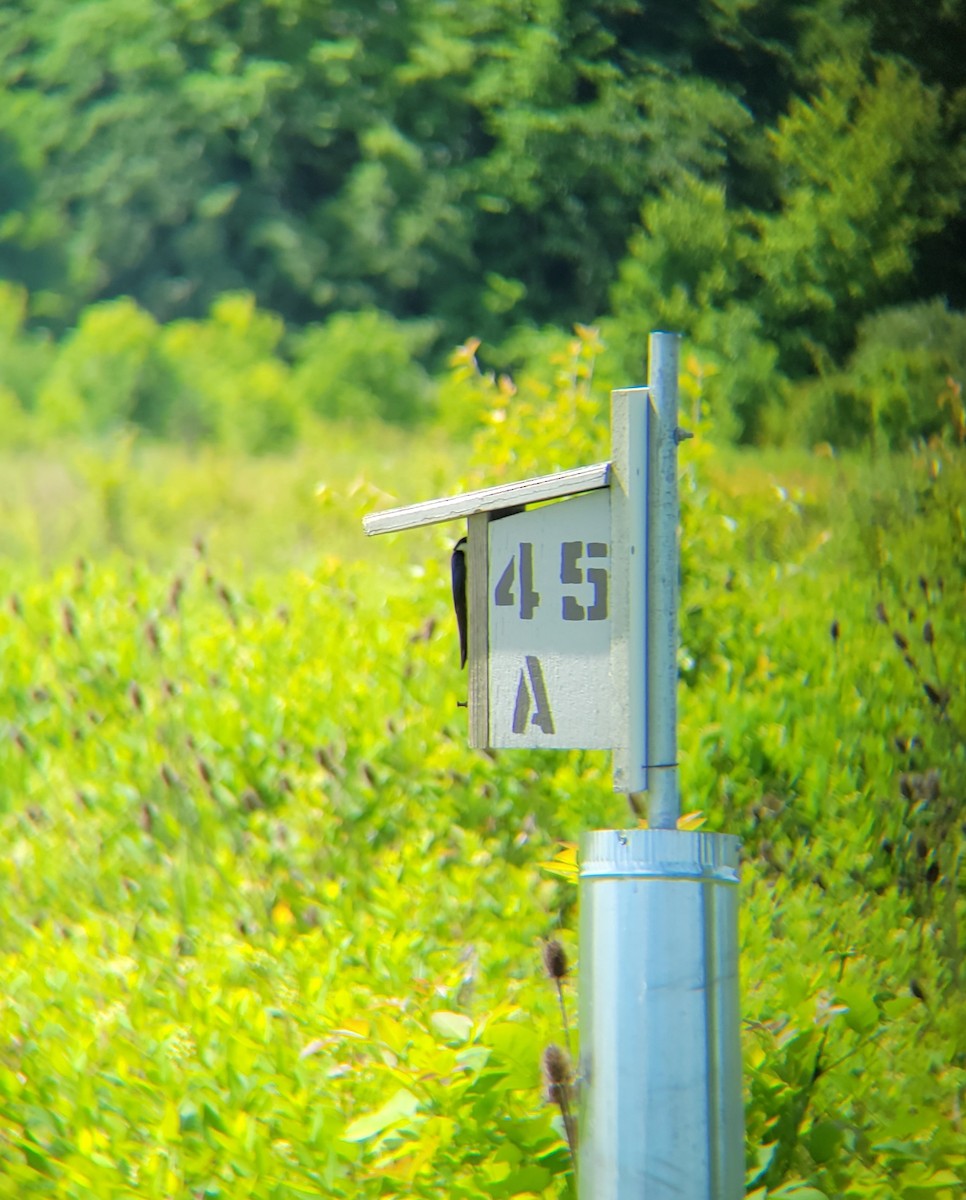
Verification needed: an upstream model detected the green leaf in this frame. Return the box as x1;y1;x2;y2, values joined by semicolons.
808;1121;843;1164
747;1141;777;1185
902;1169;966;1196
431;1011;473;1044
497;1163;552;1195
836;983;881;1035
536;843;578;882
770;1186;828;1199
342;1088;421;1143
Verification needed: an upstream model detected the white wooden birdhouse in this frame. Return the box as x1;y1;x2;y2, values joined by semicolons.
363;369;671;795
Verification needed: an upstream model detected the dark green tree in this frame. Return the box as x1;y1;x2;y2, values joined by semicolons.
0;0;963;437
609;52;964;440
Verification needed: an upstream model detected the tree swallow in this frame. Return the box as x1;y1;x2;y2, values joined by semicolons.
451;536;468;668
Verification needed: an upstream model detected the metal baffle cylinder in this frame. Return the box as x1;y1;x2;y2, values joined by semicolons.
578;829;744;1200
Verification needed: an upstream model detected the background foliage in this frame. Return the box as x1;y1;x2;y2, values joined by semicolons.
0;0;965;448
0;344;963;1197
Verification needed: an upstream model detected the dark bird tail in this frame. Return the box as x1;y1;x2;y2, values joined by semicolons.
451;537;468;668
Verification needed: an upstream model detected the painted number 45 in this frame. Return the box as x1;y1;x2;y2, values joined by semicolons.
495;541;609;621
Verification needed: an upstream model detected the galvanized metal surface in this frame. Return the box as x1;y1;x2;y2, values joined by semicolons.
646;332;681;829
578;829;744;1200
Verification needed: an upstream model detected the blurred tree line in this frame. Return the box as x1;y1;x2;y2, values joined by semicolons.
0;0;964;447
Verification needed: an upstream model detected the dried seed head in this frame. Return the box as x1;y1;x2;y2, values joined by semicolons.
62;602;77;640
543;1043;578;1167
910;978;926;1002
8;593;22;617
875;602;889;625
893;630;908;652
242;788;263;812
925;861;939;885
542;939;569;981
128;682;144;712
542;1044;571;1090
830;620;840;642
168;576;184;612
923;620;935;646
143;619;159;657
160;762;180;789
314;746;338;775
901;769;942;803
918;575;929;596
923;682;947;708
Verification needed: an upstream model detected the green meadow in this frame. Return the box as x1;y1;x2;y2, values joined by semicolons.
1;357;962;1198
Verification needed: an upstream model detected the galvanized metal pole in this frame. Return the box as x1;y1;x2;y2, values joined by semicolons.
578;830;744;1199
577;332;744;1200
646;331;680;830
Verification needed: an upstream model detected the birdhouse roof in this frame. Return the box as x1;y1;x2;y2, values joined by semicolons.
362;461;611;536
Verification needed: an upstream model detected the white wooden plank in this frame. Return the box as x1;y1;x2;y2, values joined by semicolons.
610;387;649;793
467;513;489;748
362;461;611;536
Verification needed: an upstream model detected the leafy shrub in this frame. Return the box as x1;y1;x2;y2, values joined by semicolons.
445;324;611;481
785;299;966;449
0;283;54;435
607;177;784;443
34;298;166;435
5;290;301;452
291;309;438;426
158;293;300;453
848;299;966;447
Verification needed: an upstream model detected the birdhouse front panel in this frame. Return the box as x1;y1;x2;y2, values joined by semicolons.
486;489;612;748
